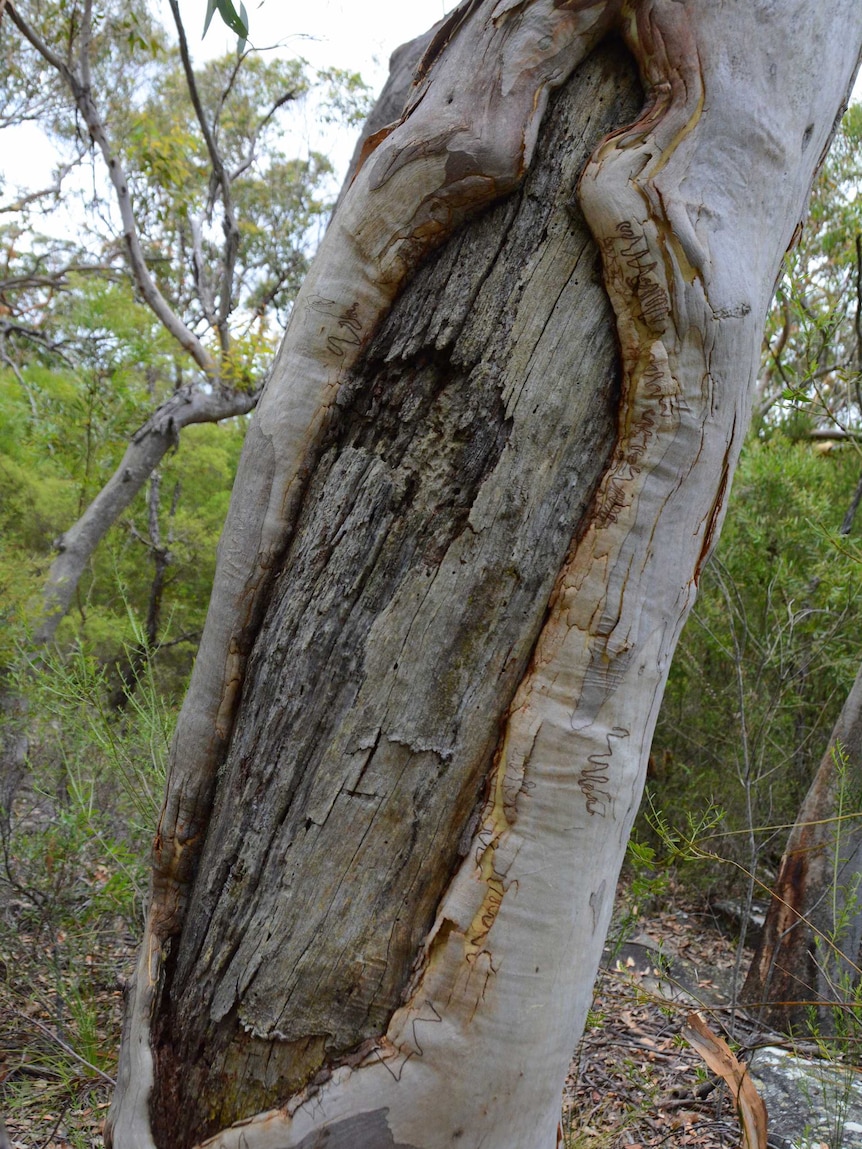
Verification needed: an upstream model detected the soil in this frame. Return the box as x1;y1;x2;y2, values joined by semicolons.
0;887;839;1148
564;899;763;1149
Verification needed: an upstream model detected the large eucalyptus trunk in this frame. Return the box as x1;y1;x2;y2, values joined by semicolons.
743;663;862;1034
107;3;862;1147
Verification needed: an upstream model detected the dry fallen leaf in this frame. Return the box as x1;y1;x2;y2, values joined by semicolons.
681;1012;767;1149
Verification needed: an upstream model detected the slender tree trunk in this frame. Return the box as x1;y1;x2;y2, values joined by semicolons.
841;470;862;537
107;472;180;711
36;385;256;644
108;3;862;1147
0;682;28;816
743;662;862;1034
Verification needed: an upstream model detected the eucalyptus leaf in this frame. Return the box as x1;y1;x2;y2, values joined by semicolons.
202;0;248;40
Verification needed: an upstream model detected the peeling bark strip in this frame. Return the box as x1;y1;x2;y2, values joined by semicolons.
108;1;862;1147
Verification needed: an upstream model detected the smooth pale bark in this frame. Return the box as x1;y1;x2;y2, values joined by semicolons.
334;20;441;215
36;385;257;644
743;662;862;1034
108;2;862;1147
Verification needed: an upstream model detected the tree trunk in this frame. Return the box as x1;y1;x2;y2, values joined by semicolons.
107;3;862;1147
149;39;634;1149
743;662;862;1034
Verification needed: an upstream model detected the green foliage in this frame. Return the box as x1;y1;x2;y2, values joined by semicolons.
649;435;862;884
111;48;333;336
316;67;377;128
759;102;862;435
204;0;249;46
24;635;173;826
0;629;174;1125
0;0;372;678
0;0;367;385
0;284;246;678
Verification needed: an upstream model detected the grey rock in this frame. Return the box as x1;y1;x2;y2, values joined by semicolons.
751;1046;862;1149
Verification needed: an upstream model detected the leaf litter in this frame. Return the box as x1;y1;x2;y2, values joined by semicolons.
3;870;770;1148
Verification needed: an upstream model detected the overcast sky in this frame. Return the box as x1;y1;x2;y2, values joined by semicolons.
2;1;860;217
0;1;461;197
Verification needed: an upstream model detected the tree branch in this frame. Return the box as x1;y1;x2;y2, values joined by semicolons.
168;0;240;359
37;381;259;644
0;318;71;361
0;263;121;293
5;0;218;379
230;90;300;182
210;52;244;151
0;160;78;213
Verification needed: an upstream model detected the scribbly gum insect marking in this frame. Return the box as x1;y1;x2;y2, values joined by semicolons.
460;725;534;965
590;340;678;529
602;221;670;334
578;726;629;816
306;296;364;359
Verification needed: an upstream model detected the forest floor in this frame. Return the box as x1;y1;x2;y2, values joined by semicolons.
562;898;762;1149
0;884;817;1149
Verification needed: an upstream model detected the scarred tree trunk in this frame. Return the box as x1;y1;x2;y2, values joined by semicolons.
743;662;862;1034
107;3;862;1147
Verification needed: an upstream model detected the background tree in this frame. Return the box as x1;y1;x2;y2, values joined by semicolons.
0;0;367;648
742;660;862;1033
103;2;862;1147
649;438;862;883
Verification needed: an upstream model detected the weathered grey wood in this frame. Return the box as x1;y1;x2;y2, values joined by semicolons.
151;43;638;1145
